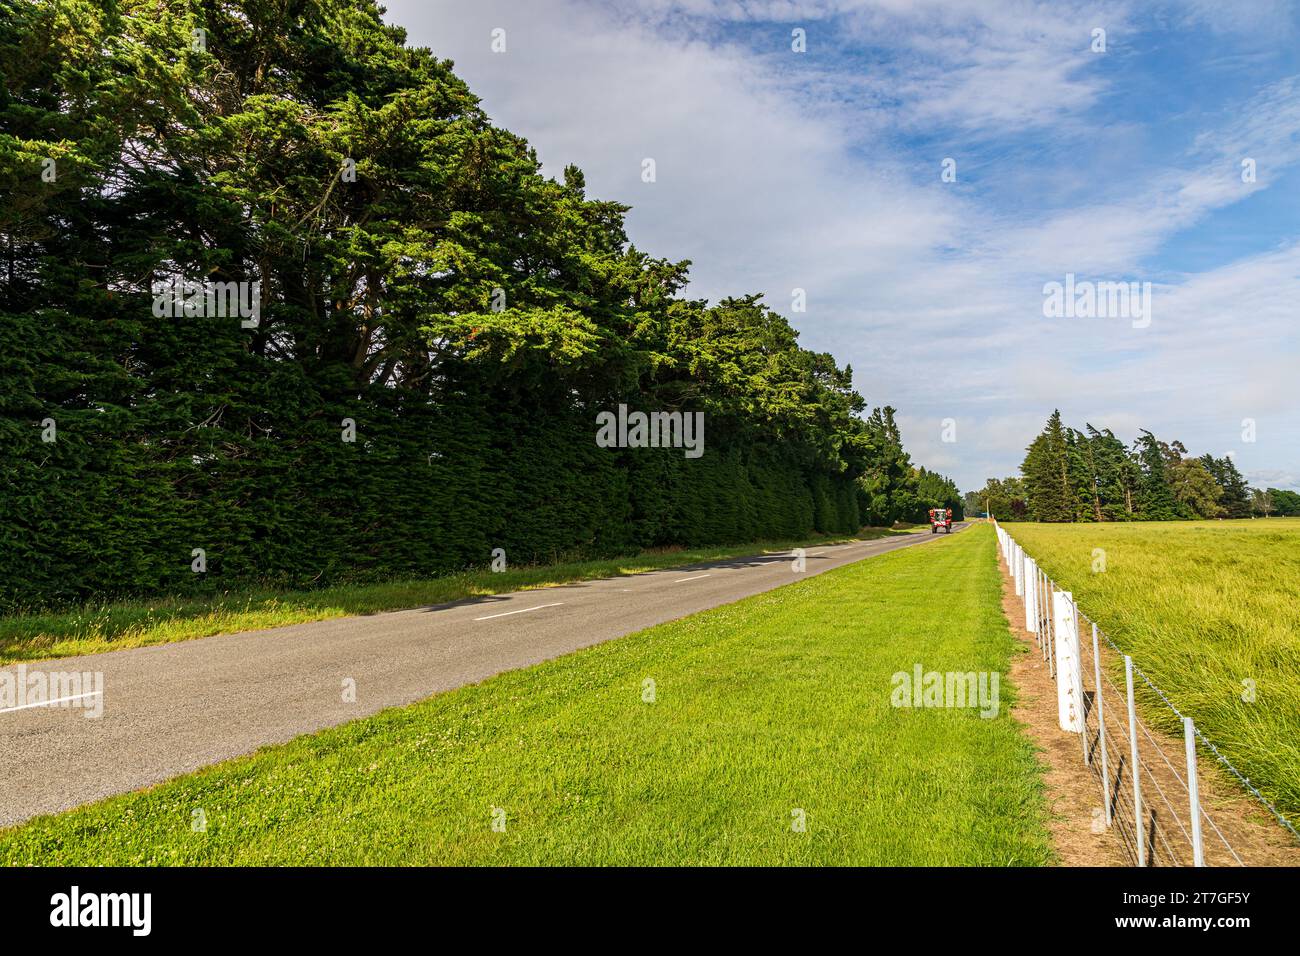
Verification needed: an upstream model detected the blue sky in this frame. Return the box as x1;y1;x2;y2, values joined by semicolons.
387;0;1300;492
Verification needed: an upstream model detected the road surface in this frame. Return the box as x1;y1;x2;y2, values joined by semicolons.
0;524;967;826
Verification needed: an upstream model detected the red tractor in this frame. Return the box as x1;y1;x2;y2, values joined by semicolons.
929;507;953;533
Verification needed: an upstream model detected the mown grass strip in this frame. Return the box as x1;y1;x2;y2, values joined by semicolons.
0;525;1052;866
0;529;914;665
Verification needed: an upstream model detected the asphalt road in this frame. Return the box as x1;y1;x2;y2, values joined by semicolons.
0;524;967;827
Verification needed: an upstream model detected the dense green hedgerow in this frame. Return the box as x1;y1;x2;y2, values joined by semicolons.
0;0;948;611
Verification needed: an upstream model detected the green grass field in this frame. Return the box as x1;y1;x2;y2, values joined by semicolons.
1003;519;1300;822
0;524;1054;866
0;529;915;666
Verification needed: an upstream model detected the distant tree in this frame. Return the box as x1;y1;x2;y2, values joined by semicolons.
853;408;959;525
1200;455;1251;518
913;467;963;521
1080;424;1138;520
1008;415;1268;523
1132;431;1180;520
1022;411;1074;521
857;406;912;526
1070;429;1098;521
1116;455;1142;519
974;477;1029;521
1169;457;1222;518
1250;488;1273;517
1268;488;1300;516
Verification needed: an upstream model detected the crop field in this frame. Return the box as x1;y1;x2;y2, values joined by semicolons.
1002;519;1300;821
0;526;1054;866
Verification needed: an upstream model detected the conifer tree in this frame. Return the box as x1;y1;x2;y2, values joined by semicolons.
1132;431;1179;519
1021;410;1073;521
0;0;962;608
1201;455;1251;518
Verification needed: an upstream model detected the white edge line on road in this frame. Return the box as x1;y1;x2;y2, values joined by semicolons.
474;602;565;622
673;573;712;583
0;691;102;715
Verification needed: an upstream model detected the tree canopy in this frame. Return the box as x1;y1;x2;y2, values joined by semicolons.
981;410;1266;522
0;0;958;609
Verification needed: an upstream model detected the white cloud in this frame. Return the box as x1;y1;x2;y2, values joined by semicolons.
388;0;1300;491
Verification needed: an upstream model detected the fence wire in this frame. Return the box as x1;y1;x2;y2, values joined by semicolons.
994;522;1297;867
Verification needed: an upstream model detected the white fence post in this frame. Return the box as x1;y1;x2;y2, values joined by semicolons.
1074;599;1089;764
1023;557;1038;633
1125;655;1146;866
1093;623;1110;827
1039;569;1049;658
1000;542;1211;868
1053;589;1083;732
1184;717;1205;866
1046;580;1056;679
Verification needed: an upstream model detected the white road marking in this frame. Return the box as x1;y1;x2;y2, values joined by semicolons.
0;691;102;715
673;574;712;583
473;602;565;622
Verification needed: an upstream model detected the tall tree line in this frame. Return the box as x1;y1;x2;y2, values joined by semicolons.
973;410;1265;522
855;407;963;525
1250;488;1300;517
0;0;958;610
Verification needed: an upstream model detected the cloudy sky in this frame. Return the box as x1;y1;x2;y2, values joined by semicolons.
386;0;1300;493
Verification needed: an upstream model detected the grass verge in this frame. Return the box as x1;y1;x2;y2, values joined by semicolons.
1003;519;1300;823
0;529;910;665
0;524;1052;865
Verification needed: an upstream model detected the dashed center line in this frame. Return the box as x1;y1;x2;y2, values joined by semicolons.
673;574;712;584
0;691;102;715
474;602;565;622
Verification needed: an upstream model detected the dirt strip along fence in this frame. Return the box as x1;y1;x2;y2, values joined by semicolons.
994;521;1299;867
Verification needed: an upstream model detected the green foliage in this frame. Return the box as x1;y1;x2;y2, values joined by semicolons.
0;0;941;610
1168;455;1221;519
1201;454;1250;519
1021;410;1073;522
911;466;964;521
1265;488;1300;517
1077;424;1140;521
854;407;961;524
971;477;1029;521
998;411;1282;524
1132;430;1181;520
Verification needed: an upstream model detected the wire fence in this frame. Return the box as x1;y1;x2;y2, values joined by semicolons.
994;522;1299;867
